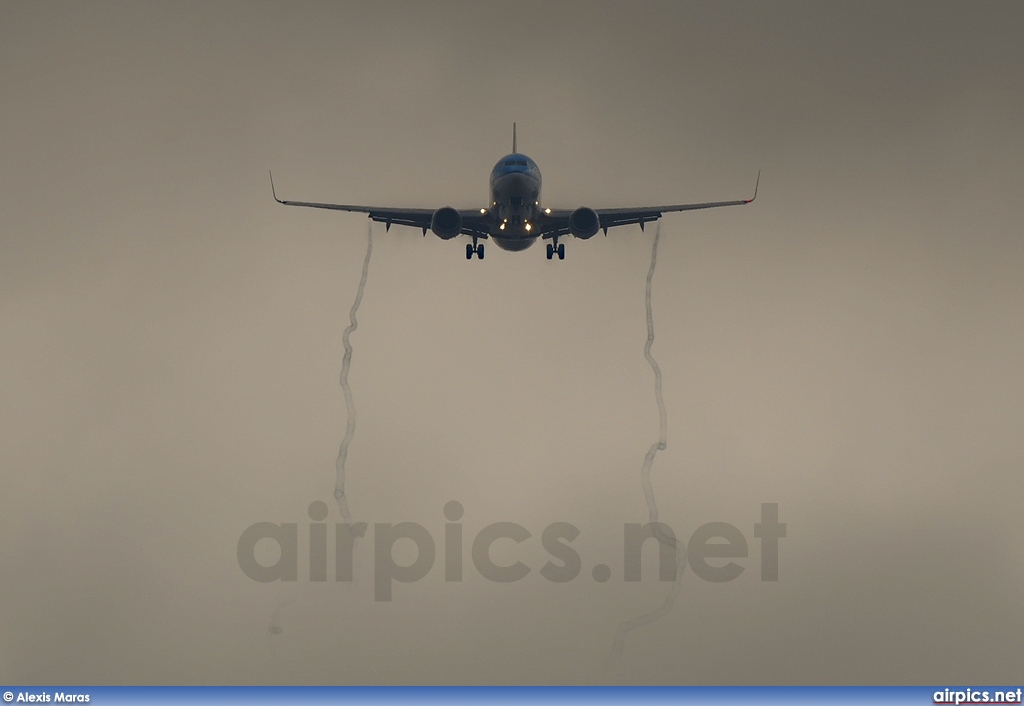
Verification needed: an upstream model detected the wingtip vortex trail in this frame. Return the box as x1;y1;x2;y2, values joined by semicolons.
606;220;684;667
334;221;374;523
266;223;374;640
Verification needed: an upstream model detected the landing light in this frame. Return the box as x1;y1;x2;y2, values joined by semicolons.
525;223;532;231
500;223;505;230
544;208;551;214
480;209;486;214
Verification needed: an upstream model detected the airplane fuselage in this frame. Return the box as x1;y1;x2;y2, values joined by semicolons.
488;153;542;251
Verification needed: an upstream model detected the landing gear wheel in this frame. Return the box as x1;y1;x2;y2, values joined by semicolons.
546;243;554;260
477;244;485;259
466;244;473;260
557;243;565;260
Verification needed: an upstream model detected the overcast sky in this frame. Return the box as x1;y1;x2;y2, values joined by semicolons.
2;0;1022;685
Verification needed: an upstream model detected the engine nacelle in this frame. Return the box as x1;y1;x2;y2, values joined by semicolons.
569;207;600;239
430;207;462;240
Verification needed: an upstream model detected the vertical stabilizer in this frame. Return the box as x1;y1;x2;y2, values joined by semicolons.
513;122;517;153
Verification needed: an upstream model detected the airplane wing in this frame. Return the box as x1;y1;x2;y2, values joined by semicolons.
269;172;492;239
538;171;759;238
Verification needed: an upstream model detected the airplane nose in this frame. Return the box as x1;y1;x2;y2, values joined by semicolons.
495;172;538;198
498;172;530;188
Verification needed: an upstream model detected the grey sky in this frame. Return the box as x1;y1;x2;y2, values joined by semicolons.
2;0;1022;685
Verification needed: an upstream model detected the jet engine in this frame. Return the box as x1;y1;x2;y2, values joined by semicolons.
430;207;462;239
568;207;600;239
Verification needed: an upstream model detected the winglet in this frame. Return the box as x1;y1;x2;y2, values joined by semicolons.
512;122;517;153
745;170;760;203
269;170;284;204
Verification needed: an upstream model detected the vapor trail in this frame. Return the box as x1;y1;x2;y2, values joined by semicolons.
334;221;373;522
266;597;290;671
267;599;289;636
606;222;684;663
265;224;374;640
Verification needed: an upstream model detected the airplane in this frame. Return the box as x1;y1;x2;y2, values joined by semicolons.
271;124;758;260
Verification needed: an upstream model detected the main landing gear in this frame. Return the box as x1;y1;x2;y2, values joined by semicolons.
546;240;565;260
466;238;484;260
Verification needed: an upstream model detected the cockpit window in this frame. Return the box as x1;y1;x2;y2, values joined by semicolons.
501;159;530;168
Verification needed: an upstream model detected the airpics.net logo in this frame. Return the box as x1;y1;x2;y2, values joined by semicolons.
934;688;1023;704
237;501;786;601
